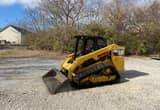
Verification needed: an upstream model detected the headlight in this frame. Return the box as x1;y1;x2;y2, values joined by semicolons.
112;49;125;56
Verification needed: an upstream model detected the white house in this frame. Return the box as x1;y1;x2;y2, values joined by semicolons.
0;25;29;45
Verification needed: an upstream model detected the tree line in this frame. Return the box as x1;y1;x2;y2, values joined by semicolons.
19;0;160;55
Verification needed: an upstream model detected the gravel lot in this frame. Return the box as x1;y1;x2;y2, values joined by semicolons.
0;57;160;110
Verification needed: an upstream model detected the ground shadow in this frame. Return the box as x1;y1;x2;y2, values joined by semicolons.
120;70;149;83
54;70;149;94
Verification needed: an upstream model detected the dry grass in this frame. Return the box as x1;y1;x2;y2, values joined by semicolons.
125;55;150;60
0;49;150;60
0;49;67;59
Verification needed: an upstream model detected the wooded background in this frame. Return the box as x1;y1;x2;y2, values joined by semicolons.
18;0;160;55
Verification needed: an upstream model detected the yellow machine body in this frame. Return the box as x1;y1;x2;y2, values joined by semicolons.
43;35;125;94
61;44;125;85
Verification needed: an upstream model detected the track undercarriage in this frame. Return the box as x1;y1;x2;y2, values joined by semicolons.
43;64;120;94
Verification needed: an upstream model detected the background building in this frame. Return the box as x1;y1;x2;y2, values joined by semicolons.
0;25;29;45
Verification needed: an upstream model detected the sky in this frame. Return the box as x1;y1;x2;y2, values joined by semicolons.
0;0;39;28
0;0;157;29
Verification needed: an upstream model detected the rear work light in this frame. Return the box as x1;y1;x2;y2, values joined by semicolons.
112;49;125;56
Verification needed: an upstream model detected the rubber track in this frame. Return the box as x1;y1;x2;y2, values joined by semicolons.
73;64;112;84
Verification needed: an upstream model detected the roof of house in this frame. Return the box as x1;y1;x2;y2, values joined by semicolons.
0;25;29;33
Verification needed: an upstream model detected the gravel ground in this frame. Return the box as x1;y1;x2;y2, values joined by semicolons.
0;57;160;110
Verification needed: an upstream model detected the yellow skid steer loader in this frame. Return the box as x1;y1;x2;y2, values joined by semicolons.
43;35;125;94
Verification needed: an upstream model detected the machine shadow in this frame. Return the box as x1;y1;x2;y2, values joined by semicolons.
56;70;149;94
120;70;149;83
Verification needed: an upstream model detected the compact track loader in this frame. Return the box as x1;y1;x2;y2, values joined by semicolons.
43;35;125;94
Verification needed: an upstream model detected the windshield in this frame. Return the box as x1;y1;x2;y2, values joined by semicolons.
74;37;106;59
77;39;84;56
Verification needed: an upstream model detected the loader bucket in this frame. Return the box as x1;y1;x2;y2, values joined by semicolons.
42;69;68;94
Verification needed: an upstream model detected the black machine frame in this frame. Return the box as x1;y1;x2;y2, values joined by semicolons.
74;35;106;59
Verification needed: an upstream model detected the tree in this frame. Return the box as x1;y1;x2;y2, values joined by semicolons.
83;22;105;36
41;0;85;27
20;7;49;32
18;0;160;55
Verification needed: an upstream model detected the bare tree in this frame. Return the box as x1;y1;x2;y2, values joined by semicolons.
23;7;49;32
41;0;85;27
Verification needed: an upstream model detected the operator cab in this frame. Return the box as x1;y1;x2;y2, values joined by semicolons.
74;35;106;59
